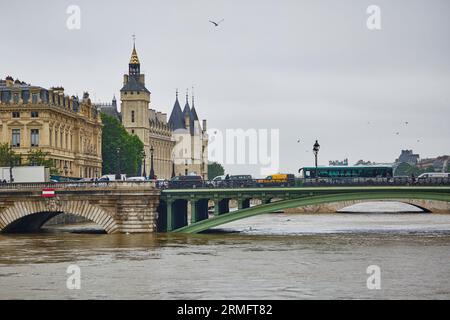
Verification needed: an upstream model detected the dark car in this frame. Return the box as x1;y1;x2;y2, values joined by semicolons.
226;175;254;188
169;175;204;189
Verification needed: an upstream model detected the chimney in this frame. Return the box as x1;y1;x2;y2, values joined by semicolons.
185;114;190;129
202;119;207;132
5;76;14;87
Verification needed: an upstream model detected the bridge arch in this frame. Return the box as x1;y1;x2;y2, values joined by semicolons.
174;191;450;234
284;199;435;214
0;200;119;234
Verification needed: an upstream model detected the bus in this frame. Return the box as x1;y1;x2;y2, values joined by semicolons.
298;165;393;184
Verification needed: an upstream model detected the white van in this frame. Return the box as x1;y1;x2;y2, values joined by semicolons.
100;174;127;181
418;172;450;179
127;176;146;182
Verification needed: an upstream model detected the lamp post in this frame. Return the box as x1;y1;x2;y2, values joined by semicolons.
171;153;176;178
313;140;320;182
142;151;147;178
116;147;121;180
149;146;155;180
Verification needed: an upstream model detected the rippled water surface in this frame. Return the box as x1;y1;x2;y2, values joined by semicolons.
1;210;450;299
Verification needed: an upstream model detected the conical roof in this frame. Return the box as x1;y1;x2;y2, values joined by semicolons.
129;45;140;64
168;95;185;130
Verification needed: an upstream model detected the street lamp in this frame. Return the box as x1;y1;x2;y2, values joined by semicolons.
313;140;320;182
171;152;176;178
142;151;147;178
149;146;155;180
116;147;121;180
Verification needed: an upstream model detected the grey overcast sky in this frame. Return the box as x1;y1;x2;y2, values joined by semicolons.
1;0;449;176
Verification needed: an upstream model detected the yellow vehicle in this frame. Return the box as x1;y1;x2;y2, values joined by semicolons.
256;174;295;187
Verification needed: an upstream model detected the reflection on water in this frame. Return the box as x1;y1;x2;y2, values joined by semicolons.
1;211;450;300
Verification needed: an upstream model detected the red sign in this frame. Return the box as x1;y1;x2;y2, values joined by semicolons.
42;188;56;198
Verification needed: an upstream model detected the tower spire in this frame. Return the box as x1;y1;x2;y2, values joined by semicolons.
192;86;195;107
129;35;140;75
186;88;189;105
176;88;179;100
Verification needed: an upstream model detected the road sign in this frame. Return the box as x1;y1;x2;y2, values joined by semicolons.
42;188;56;198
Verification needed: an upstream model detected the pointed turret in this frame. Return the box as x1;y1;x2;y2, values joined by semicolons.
168;90;186;130
129;43;140;76
191;89;199;121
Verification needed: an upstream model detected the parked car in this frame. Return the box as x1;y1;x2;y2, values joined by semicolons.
156;179;169;189
210;175;227;187
169;175;204;189
226;175;254;188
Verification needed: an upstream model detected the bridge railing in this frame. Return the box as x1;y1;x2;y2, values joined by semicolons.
156;177;450;189
0;180;156;190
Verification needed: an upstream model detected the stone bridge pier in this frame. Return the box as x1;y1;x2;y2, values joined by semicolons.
0;182;161;234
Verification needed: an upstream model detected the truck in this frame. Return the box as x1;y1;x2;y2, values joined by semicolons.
0;166;50;183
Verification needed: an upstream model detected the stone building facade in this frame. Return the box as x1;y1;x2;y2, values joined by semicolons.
0;76;102;179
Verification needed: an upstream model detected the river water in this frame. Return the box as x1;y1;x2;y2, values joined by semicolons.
0;203;450;300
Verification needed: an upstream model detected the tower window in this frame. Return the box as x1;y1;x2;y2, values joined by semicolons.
31;111;39;118
12;111;20;118
131;110;135;123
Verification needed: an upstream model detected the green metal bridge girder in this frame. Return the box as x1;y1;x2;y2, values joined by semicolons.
167;187;450;234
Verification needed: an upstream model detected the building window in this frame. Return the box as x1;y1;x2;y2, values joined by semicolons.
131;129;135;134
13;93;19;104
31;111;39;118
12;111;20;118
131;110;135;123
32;93;38;104
31;129;39;147
12;129;20;147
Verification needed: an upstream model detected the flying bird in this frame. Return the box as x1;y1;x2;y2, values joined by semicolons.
297;139;301;143
209;19;224;27
395;132;400;135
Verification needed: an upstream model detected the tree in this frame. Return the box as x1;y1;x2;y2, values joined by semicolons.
208;161;225;180
101;113;144;176
26;149;58;174
0;143;21;182
394;163;421;176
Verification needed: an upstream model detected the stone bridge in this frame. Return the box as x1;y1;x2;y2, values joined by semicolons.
0;182;160;234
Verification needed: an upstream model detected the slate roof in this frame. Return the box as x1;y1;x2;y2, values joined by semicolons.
168;97;185;130
120;75;150;93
